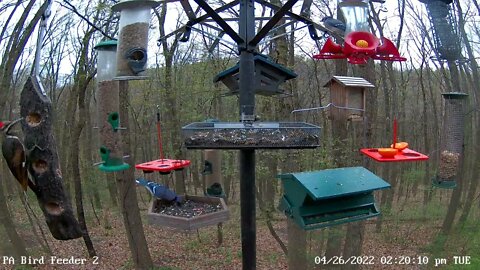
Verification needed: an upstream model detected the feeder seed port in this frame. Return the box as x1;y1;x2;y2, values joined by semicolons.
26;112;42;127
45;202;64;215
32;159;48;174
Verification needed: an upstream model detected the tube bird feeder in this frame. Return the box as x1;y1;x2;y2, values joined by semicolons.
94;40;130;172
112;0;159;80
433;92;468;188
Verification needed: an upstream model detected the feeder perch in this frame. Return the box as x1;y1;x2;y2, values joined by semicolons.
213;54;297;96
278;167;390;230
323;76;374;121
182;122;320;149
99;146;130;172
112;0;159;80
147;195;229;231
433;92;468;189
135;159;191;174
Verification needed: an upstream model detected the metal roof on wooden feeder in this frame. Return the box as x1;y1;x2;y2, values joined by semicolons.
214;54;297;96
323;76;374;121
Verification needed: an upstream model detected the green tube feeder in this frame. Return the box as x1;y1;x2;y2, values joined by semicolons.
98;146;130;172
278;167;390;230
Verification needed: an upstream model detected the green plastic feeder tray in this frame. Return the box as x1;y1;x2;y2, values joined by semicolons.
432;177;457;189
98;146;130;172
278;167;390;230
213;54;297;96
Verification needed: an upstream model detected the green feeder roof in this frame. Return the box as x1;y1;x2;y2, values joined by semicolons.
94;40;118;50
441;92;469;99
213;54;297;82
278;167;390;230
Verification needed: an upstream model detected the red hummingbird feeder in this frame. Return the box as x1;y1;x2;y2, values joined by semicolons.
313;0;406;64
135;110;190;174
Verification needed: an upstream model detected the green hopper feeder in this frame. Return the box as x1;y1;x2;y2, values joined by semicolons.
278;167;390;230
98;146;130;172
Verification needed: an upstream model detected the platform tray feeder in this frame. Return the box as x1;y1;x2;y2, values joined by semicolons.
135;159;191;174
148;195;229;231
182;122;320;149
213;54;297;96
278;167;390;230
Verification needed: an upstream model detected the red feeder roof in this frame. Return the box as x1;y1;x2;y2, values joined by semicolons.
135;159;191;173
360;148;429;162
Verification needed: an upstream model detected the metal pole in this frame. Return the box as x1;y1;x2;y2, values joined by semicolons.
239;0;256;268
240;149;255;270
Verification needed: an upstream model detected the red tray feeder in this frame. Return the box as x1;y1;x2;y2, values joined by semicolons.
136;110;191;174
360;119;428;162
360;148;429;162
135;159;191;174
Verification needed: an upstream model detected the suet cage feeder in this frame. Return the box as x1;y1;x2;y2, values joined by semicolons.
324;76;374;121
422;0;462;61
277;167;390;230
112;0;159;80
147;195;229;231
433;92;468;188
182;122;320;149
214;54;297;96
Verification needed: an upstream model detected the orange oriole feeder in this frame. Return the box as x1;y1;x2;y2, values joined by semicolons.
360;119;429;162
135;110;190;174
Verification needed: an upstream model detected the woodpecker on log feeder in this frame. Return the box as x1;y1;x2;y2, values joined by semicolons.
0;119;36;192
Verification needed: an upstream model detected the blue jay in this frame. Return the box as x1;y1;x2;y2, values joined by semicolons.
321;16;346;34
136;178;183;203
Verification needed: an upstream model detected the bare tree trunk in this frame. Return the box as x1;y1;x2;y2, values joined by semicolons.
118;81;153;269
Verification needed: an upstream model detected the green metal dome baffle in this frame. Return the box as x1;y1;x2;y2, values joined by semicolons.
278;167;390;230
213;54;297;96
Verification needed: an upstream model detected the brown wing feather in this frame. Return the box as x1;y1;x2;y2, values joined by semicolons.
2;136;29;191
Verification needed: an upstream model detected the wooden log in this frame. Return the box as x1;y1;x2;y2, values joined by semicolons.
20;77;82;240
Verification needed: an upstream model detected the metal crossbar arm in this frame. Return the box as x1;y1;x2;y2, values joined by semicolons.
291;103;365;114
249;0;299;46
208;31;226;52
180;0;197;20
158;0;239;43
191;26;237;47
254;0;341;40
300;0;313;16
259;24;308;45
193;0;244;44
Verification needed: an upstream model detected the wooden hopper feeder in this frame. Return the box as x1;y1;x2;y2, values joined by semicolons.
324;76;374;121
147;195;229;231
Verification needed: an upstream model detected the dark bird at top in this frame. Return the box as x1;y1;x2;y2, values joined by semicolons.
321;16;347;33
